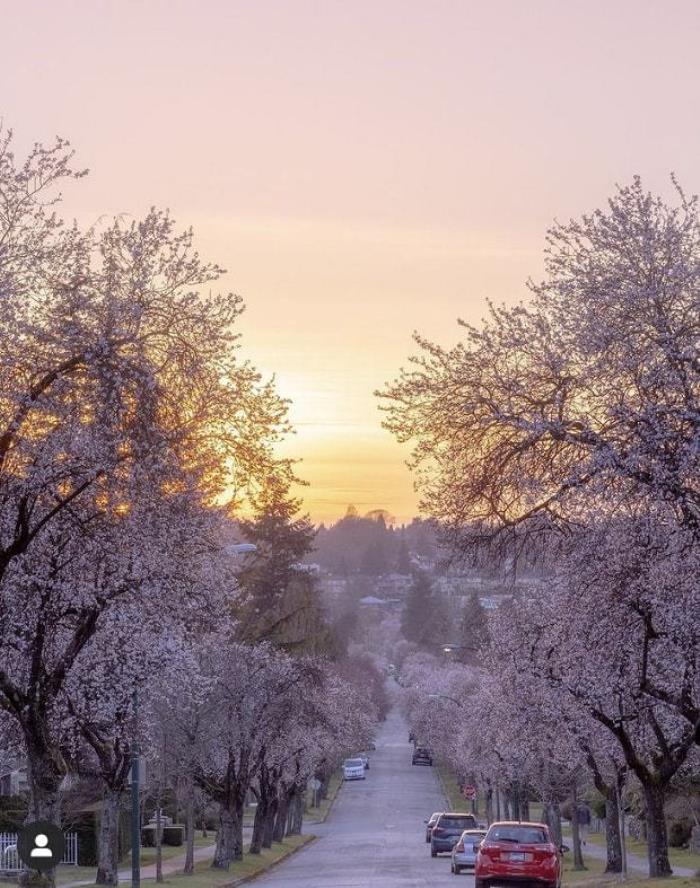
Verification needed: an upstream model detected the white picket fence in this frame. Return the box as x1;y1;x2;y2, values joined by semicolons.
0;831;78;872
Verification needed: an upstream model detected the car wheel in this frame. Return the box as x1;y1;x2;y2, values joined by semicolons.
475;879;487;888
453;864;461;875
425;836;430;843
431;848;437;858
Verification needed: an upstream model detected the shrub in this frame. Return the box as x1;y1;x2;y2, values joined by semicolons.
76;822;98;867
668;818;692;848
141;825;157;847
0;795;27;830
163;826;184;846
590;796;606;820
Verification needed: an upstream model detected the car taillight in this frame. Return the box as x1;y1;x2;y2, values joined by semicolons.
455;841;465;852
432;827;443;836
479;844;497;859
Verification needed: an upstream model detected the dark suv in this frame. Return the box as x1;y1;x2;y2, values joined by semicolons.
430;812;478;856
412;747;433;766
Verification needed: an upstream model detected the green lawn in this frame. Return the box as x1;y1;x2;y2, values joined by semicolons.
436;762;475;814
136;834;313;888
0;835;313;888
562;825;700;874
570;880;699;888
562;854;606;884
304;771;342;824
135;832;214;868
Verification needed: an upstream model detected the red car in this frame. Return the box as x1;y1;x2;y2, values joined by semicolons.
475;821;563;888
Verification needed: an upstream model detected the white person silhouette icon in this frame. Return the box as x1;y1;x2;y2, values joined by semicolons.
17;821;65;872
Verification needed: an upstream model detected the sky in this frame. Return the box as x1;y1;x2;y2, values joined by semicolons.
3;0;700;524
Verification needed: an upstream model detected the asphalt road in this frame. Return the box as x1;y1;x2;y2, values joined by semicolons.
254;704;474;887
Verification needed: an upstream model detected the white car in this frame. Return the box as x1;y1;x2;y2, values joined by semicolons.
343;757;366;780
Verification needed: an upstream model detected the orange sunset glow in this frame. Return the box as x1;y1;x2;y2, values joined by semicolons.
5;0;700;524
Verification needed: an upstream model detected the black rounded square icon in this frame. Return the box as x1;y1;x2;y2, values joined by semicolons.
17;821;65;872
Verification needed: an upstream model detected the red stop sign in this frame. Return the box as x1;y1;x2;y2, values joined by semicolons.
462;785;476;799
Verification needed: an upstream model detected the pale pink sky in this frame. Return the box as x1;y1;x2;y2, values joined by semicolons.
4;1;700;523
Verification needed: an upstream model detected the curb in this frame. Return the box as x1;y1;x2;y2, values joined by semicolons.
226;835;317;886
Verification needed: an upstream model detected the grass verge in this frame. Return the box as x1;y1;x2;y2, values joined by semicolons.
304;771;342;824
561;826;700;874
436;761;465;812
567;879;699;888
136;834;314;888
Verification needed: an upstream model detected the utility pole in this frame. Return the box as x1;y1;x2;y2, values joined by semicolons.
616;771;627;881
131;690;141;888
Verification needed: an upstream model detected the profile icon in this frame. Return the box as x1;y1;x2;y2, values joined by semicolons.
31;833;52;858
17;821;64;872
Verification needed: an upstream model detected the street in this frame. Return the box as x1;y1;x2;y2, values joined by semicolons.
254;704;473;887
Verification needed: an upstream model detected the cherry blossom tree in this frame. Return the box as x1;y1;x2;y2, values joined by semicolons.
0;127;294;887
494;516;700;877
379;178;700;543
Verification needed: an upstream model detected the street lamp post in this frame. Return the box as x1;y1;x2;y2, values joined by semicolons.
130;690;140;888
615;771;627;881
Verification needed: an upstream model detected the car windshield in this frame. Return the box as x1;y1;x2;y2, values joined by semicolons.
440;816;476;828
344;759;363;768
488;826;548;844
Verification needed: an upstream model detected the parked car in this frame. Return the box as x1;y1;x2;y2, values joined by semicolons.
424;811;444;843
412;747;433;766
451;828;487;873
431;812;478;856
475;821;564;888
342;757;366;781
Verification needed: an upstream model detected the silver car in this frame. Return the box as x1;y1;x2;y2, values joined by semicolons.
343;757;366;780
451;828;487;874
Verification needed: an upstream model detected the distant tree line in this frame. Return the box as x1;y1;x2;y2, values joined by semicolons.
311;507;437;575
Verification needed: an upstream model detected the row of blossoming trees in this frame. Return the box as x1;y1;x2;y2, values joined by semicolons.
382;178;700;878
0;130;376;888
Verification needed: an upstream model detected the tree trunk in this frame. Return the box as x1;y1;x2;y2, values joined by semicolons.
211;796;245;868
286;788;303;836
511;783;521;821
273;794;289;843
604;794;623;873
184;787;195;875
485;787;494;825
521;797;530;821
263;797;278;849
570;788;585;871
96;787;121;885
318;771;330;801
543;801;562;847
249;796;268;854
19;744;64;888
643;782;672;877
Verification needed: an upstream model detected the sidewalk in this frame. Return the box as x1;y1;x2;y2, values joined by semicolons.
62;841;217;888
